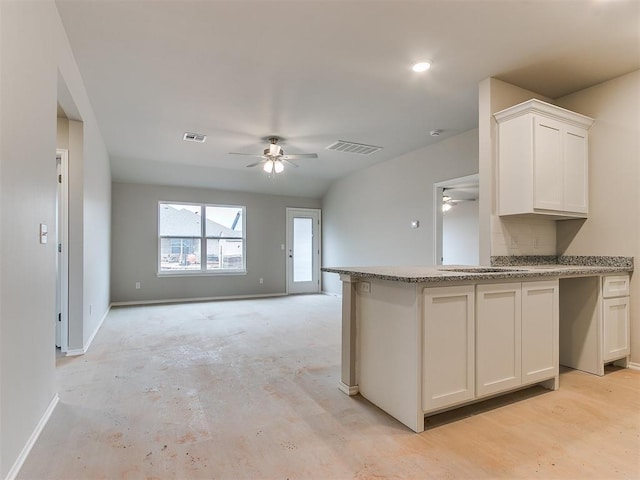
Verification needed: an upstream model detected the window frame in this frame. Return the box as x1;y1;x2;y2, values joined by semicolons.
157;201;247;276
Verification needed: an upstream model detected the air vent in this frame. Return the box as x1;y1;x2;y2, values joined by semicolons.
183;132;207;143
326;140;382;155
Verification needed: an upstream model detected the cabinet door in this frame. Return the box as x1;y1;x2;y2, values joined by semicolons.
603;296;630;362
563;125;589;214
423;285;474;412
476;283;522;397
522;280;558;385
533;117;564;211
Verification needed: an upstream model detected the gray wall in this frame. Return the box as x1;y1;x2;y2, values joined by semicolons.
111;182;320;303
0;2;111;477
554;71;639;365
443;199;479;265
321;129;479;294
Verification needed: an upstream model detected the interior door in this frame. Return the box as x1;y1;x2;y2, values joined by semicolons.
286;208;321;294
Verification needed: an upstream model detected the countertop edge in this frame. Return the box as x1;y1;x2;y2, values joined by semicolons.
321;265;633;283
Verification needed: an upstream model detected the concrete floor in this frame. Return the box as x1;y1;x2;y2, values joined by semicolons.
18;295;640;479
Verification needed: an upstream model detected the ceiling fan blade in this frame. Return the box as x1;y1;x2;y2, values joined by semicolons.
282;153;318;160
281;159;299;168
229;152;265;158
245;160;266;168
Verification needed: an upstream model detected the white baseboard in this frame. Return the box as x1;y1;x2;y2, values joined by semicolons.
65;348;85;357
4;394;59;480
110;292;287;307
339;382;359;396
82;304;110;353
65;304;111;356
321;290;341;297
628;362;640;371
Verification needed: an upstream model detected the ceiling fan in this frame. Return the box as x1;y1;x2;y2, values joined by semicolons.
229;137;318;175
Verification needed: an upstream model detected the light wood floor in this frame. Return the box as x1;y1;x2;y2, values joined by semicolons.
19;295;640;479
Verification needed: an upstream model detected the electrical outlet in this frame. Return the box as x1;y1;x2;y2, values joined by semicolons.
359;282;371;293
135;282;141;289
259;278;264;284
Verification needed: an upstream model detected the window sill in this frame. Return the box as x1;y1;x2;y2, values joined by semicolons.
156;270;247;278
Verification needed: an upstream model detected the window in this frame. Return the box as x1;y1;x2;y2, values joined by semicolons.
159;202;245;274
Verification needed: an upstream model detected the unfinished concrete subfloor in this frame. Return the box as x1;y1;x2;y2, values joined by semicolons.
18;295;640;479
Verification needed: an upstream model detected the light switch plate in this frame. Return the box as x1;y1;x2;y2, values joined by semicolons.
40;224;48;244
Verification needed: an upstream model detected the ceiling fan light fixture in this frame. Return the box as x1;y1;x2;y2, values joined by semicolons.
274;160;284;173
263;160;274;173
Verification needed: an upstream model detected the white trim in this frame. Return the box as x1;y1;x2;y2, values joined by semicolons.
65;349;85;357
4;394;59;480
157;201;247;275
111;292;287;307
286;207;322;294
56;149;69;353
156;270;247;278
338;382;359;396
82;304;110;353
627;362;640;371
64;305;111;356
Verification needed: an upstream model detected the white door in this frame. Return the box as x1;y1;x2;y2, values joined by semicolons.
56;149;69;352
286;208;321;294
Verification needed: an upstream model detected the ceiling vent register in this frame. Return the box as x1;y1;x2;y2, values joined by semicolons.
326;140;382;155
183;132;207;143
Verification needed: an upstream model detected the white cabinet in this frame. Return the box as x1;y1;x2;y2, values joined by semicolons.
476;280;559;398
494;99;594;219
422;285;475;412
522;281;559;384
476;283;522;397
602;275;630;363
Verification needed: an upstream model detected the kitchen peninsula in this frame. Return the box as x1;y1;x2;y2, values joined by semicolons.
323;258;633;432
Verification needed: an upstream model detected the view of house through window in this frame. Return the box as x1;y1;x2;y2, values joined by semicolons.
159;202;245;273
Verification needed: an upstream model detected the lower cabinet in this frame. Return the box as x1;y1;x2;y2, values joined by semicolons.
422;285;475;412
424;279;559;414
476;283;522;397
602;275;631;363
559;274;630;376
476;280;558;398
521;281;559;384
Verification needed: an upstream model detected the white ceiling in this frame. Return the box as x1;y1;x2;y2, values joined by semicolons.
55;0;640;198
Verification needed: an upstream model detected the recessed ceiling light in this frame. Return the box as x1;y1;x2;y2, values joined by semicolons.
430;129;442;137
412;61;431;73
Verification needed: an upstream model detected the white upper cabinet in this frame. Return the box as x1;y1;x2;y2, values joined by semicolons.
495;99;594;219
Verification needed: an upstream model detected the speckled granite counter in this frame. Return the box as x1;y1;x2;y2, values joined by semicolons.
322;260;632;283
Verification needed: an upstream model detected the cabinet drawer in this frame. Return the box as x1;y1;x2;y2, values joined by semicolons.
602;275;629;298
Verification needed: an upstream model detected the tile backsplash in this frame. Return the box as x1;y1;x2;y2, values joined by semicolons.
491;215;556;256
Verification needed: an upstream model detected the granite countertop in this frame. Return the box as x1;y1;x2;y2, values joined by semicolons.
322;256;633;283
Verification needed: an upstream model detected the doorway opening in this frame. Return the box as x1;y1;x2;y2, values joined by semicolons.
434;174;479;265
286;208;321;294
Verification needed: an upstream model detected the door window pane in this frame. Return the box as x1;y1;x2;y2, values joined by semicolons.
293;217;313;282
